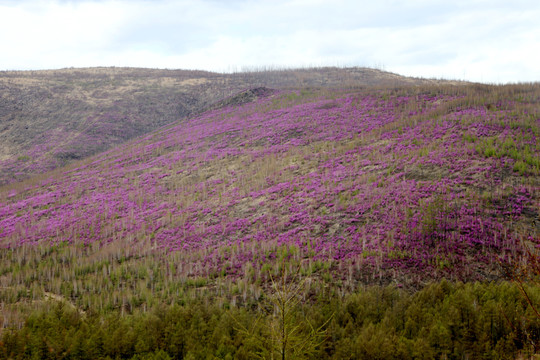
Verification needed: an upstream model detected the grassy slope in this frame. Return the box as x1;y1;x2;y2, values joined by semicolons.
0;83;538;329
0;67;439;185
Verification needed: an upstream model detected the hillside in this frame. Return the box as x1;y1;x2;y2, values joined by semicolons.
2;83;539;287
0;82;539;358
0;67;458;185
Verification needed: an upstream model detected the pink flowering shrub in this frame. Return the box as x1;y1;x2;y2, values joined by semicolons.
1;87;538;283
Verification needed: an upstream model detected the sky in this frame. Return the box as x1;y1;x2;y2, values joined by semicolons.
0;0;539;84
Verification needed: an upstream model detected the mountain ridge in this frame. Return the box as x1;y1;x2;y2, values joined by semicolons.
0;66;466;185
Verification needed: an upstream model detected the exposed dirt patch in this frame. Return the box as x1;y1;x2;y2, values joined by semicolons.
208;87;278;110
178;78;209;86
404;164;451;181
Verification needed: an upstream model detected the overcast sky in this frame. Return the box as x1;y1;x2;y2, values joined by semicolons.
1;0;539;83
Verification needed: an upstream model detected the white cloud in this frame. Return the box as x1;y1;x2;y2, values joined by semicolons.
0;0;132;69
0;0;539;83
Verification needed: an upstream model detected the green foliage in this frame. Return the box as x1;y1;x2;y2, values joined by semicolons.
462;133;477;143
1;280;539;359
231;264;332;359
514;160;528;175
474;135;539;175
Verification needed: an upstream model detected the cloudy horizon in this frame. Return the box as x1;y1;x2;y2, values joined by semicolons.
1;0;539;84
